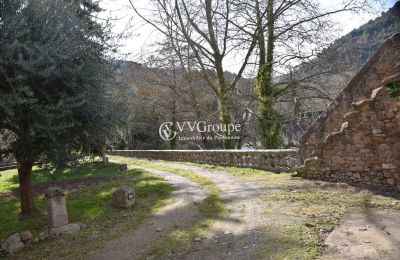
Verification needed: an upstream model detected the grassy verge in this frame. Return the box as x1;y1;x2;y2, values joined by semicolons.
109;156;225;259
109;156;400;259
0;162;172;259
198;162;399;259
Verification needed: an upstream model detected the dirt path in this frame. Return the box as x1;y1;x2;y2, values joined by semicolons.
321;208;400;260
157;162;268;260
86;165;208;260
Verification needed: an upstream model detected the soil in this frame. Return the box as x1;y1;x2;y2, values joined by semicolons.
14;159;398;260
321;208;400;260
157;162;268;260
85;165;208;260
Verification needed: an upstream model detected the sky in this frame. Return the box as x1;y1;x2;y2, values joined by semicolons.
98;0;397;72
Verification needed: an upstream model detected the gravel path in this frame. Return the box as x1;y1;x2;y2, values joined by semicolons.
158;162;268;260
86;165;208;260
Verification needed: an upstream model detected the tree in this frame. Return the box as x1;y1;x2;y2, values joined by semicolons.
243;0;381;147
130;0;259;149
0;0;120;216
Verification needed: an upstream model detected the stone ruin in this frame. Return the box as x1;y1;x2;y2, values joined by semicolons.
297;33;400;190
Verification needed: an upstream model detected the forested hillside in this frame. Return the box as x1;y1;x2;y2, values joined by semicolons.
335;1;400;64
113;2;400;149
278;1;400;144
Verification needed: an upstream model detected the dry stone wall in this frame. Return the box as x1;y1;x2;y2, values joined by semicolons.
107;149;299;173
300;33;400;161
297;79;400;190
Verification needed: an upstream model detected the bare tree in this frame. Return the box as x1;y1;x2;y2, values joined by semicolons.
130;0;261;148
230;0;382;147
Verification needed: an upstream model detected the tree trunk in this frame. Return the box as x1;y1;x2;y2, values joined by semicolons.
101;152;108;165
217;93;233;149
255;0;282;148
17;159;36;217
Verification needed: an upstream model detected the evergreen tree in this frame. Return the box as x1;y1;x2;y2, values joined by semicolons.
0;0;122;216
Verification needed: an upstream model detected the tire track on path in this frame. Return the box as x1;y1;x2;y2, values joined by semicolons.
158;162;267;260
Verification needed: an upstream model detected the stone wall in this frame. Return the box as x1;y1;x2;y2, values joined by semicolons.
107;149;299;173
297;79;400;190
299;33;400;161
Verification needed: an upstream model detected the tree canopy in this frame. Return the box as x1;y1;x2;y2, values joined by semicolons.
0;0;123;215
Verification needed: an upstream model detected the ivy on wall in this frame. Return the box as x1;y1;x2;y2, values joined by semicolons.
386;81;400;97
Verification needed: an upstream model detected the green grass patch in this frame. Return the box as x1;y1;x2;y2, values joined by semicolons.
107;156;400;259
0;161;124;193
109;155;226;259
1;162;173;259
144;193;224;259
258;183;399;259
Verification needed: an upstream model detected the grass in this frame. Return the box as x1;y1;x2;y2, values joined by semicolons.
0;161;173;259
110;156;400;259
0;161;125;193
109;156;226;259
203;164;399;259
3;156;399;259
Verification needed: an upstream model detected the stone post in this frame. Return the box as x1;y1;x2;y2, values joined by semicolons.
45;187;68;228
112;188;135;208
119;163;128;171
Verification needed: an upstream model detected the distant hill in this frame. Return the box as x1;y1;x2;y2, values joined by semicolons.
278;2;400;144
333;1;400;65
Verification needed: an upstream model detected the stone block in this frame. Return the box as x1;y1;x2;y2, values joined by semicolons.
382;163;396;169
1;233;24;254
112;188;135;208
49;223;83;236
45;187;68;228
387;179;395;185
119;164;128;171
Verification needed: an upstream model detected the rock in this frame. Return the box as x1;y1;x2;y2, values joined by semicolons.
305;223;315;228
19;231;33;243
194;237;202;242
119;164;128;171
32;237;39;243
112;188;135;208
156;228;161;232
1;233;24;253
49;223;81;237
78;223;87;229
38;232;49;241
38;232;48;241
224;231;232;235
